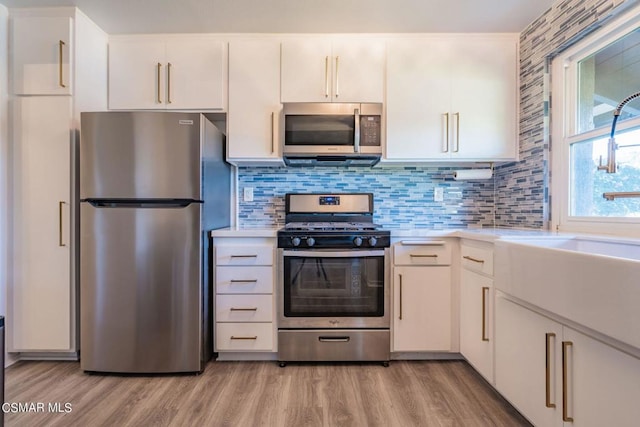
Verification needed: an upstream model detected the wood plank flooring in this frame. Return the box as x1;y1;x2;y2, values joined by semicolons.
4;360;531;426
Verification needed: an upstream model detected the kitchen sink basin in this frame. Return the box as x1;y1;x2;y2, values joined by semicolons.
499;236;640;261
495;235;640;350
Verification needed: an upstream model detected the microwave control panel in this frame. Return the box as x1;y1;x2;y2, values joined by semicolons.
360;116;381;146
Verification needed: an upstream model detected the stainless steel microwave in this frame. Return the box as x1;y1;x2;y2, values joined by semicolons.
283;103;382;166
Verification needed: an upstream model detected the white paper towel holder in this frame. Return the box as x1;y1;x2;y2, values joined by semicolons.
452;163;494;180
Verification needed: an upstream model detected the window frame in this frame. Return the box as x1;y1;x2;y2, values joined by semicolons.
551;6;640;237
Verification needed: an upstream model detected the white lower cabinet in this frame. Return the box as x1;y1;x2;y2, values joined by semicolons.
495;293;640;426
460;269;493;382
11;96;72;351
459;241;495;383
393;266;452;351
392;240;453;352
216;323;274;351
213;237;276;353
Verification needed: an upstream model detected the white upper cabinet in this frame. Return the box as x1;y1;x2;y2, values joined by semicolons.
281;39;385;103
450;37;518;160
164;40;225;110
386;38;450;160
109;36;225;110
11;16;73;95
386;35;518;162
108;39;163;110
227;39;283;165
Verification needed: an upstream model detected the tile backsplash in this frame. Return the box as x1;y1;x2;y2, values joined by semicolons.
237;165;495;228
495;0;634;229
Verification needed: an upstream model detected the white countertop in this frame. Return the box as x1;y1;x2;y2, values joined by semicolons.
210;227;279;238
210;226;560;242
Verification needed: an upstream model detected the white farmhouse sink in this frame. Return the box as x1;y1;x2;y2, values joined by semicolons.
494;236;640;350
501;236;640;261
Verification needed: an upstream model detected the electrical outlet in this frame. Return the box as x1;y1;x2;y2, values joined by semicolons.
243;187;254;202
434;187;444;202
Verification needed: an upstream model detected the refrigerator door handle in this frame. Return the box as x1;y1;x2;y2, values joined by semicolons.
83;199;203;208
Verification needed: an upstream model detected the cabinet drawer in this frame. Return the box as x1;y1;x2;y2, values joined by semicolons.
215;245;274;266
394;240;452;265
216;323;274;351
216;294;273;322
461;243;494;276
215;266;274;294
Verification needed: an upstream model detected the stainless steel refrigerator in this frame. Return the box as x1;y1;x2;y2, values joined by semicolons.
79;112;230;373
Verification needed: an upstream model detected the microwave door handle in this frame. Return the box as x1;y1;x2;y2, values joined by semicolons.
354;108;361;153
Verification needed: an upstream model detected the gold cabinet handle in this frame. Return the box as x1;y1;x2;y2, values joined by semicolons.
481;287;489;341
398;273;403;320
167;62;172;104
58;40;66;88
58;201;66;247
230;336;258;340
463;255;485;264
229;307;258;311
562;341;574;422
442;113;449;152
229;279;258;283
335;56;340;98
409;254;438;258
453;112;460;153
546;332;557;408
325;56;330;98
156;62;162;103
271;111;276;154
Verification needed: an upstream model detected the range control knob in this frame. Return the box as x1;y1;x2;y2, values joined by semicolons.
306;237;316;247
291;237;301;247
368;236;378;247
353;237;363;247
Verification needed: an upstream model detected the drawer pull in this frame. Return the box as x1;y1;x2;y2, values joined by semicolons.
399;273;403;320
58;40;66;88
410;254;438;258
481;287;489;341
229;279;258;283
230;307;258;311
562;341;574;422
230;336;258;340
546;332;557;408
463;255;485;264
401;240;446;246
319;336;350;343
156;62;162;103
230;254;258;258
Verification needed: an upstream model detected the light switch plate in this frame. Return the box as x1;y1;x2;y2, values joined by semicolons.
243;187;254;202
434;187;444;202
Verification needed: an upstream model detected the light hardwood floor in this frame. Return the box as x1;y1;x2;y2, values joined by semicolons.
4;360;531;426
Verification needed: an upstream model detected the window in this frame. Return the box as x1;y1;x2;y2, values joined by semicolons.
552;6;640;236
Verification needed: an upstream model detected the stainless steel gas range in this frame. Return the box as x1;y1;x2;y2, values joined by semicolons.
277;193;391;366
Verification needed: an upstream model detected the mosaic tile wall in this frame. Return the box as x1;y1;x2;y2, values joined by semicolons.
237;166;495;228
495;0;637;228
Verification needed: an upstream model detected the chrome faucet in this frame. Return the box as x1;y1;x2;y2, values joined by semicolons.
598;91;640;173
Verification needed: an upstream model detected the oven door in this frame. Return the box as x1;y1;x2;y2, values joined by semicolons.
278;249;390;329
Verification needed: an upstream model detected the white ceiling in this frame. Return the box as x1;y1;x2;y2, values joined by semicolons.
0;0;555;34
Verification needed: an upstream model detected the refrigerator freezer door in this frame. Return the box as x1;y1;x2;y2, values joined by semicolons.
80;112;202;200
80;202;202;373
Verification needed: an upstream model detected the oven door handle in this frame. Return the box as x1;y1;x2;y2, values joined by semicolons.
281;250;385;257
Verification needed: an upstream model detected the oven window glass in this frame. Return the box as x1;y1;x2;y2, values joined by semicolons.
284;115;355;146
283;255;384;317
